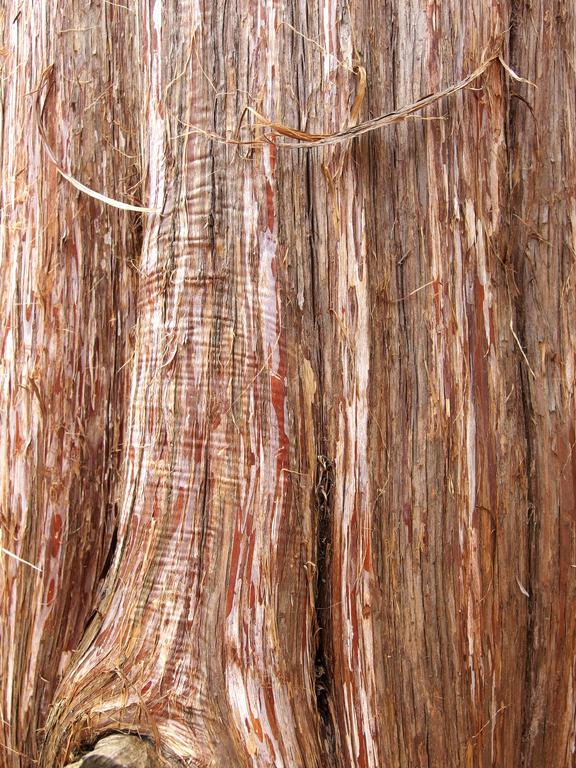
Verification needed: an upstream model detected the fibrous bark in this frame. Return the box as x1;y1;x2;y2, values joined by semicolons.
40;2;324;766
1;2;575;768
1;2;140;764
65;734;158;768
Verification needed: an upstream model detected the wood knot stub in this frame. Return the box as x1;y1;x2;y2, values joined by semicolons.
65;735;159;768
315;455;335;520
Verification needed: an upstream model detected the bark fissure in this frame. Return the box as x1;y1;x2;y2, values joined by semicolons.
99;527;119;584
506;1;576;763
313;454;336;760
505;14;537;765
518;352;536;768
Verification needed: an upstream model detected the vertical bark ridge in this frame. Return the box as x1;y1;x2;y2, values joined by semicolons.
290;3;381;764
314;1;531;765
0;4;140;766
508;2;576;765
273;10;340;763
42;2;323;766
365;1;532;764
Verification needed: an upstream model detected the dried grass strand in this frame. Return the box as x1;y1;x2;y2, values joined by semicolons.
349;65;367;125
275;54;502;147
498;55;537;87
36;65;159;214
1;546;43;572
36;55;533;215
245;106;330;142
233;54;516;148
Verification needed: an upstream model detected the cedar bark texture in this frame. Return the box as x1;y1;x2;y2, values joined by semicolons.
0;1;575;768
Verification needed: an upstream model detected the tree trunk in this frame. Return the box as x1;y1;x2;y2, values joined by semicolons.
1;2;574;767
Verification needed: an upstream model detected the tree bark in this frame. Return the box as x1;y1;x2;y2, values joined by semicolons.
1;2;574;768
1;2;140;764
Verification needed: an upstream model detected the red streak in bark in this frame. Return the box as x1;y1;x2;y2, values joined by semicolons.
250;713;263;741
50;515;62;559
227;527;242;618
263;686;279;739
363;540;372;572
245;533;256;592
14;415;23;453
271;370;288;472
433;278;442;324
357;730;368;768
403;502;413;545
266;181;275;231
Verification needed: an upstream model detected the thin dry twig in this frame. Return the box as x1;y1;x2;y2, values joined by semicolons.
498;55;537;87
279;21;355;74
392;279;436;303
471;705;508;740
510;319;536;379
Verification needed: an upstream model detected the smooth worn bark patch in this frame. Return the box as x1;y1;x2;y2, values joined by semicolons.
65;734;158;768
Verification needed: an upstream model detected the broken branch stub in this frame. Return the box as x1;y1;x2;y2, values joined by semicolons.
64;735;159;768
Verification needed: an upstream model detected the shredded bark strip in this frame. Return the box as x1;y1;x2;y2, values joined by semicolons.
36;55;530;213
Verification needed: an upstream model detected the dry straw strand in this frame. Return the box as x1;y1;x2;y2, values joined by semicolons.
273;54;502;148
36;65;159;214
1;546;43;572
35;55;532;212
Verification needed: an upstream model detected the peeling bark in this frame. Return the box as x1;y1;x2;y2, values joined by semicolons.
1;2;575;768
508;3;576;765
40;3;323;766
0;3;140;765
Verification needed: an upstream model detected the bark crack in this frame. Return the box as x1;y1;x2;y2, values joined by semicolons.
304;142;339;764
505;10;536;764
313;454;336;762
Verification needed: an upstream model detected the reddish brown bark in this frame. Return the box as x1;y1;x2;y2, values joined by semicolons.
1;2;575;768
509;4;576;764
0;3;140;764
